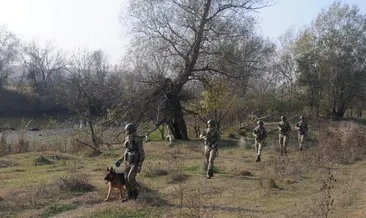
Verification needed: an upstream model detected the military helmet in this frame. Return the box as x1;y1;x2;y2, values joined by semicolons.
207;119;216;127
124;123;137;133
281;115;286;120
257;120;263;125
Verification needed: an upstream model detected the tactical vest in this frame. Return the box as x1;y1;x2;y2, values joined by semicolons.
125;137;140;164
279;121;290;135
254;126;266;141
297;121;308;135
203;129;219;147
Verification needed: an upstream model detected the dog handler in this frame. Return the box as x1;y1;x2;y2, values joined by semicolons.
200;119;220;179
115;123;145;201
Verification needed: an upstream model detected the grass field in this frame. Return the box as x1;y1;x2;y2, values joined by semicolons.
0;120;366;217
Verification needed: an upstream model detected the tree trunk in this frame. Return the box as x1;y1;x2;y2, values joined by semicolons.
166;95;188;140
331;106;346;120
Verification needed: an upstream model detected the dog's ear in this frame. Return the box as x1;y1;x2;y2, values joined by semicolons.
107;167;109;171
111;167;114;171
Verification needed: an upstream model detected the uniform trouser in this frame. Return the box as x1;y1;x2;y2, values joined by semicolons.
204;145;217;173
298;134;305;149
279;134;288;153
124;163;138;191
254;139;265;157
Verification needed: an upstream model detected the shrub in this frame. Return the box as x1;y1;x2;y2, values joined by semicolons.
167;172;189;184
231;168;253;177
56;173;94;193
34;155;53;166
143;161;169;177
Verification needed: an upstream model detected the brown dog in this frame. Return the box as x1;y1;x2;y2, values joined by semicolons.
104;167;126;201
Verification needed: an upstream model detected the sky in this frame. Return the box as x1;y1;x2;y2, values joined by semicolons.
1;0;366;64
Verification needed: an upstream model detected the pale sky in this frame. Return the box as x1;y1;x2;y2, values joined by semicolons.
0;0;366;64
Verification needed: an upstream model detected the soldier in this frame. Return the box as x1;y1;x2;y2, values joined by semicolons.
278;115;291;155
115;123;145;201
295;116;308;150
252;120;267;162
200;119;220;179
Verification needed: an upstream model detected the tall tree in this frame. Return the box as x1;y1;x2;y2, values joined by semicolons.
295;2;366;119
124;0;272;139
0;26;19;88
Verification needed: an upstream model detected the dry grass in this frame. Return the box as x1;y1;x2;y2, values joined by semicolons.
0;120;366;217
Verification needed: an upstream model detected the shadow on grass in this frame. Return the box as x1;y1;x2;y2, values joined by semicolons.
137;182;168;206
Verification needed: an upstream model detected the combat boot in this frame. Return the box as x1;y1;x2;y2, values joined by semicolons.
209;169;214;178
206;170;212;179
256;155;261;162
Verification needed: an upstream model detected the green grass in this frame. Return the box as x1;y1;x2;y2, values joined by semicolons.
41;203;78;218
183;165;200;172
86;207;163;218
147;129;165;141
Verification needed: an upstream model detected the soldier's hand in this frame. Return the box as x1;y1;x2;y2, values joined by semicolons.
137;166;142;173
115;159;122;167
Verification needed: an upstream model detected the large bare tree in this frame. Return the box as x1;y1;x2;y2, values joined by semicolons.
124;0;272;139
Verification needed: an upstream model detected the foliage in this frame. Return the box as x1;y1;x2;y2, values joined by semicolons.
294;2;366;118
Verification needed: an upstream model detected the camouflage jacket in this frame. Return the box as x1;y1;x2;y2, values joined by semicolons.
123;134;145;166
200;128;220;148
278;121;291;136
295;121;308;135
253;126;267;141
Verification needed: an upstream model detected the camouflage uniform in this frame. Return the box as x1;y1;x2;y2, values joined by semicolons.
295;116;308;150
116;123;145;201
252;121;267;162
200;120;220;179
278;116;291;155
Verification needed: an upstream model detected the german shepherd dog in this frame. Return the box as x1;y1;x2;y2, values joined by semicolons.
104;167;126;201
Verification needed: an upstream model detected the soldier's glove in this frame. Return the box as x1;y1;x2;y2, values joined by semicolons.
115;159;122;167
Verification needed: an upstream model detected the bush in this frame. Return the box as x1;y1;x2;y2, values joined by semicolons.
143;161;169;177
56;173;94;193
167;172;189;184
315;121;366;165
34;155;53;166
231;168;253;177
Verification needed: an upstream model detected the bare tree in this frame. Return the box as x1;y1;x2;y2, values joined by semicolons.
55;49;126;151
124;0;272;139
0;26;19;88
21;41;66;95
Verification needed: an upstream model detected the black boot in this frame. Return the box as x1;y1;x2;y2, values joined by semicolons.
206;169;212;179
122;189;132;202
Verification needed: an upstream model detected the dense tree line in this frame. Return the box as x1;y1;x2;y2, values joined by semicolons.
0;1;365;141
